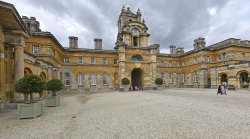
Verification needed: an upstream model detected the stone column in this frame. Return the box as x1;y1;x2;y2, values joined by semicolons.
198;69;208;88
210;68;217;88
14;45;24;81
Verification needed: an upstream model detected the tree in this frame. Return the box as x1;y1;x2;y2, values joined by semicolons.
46;79;63;96
15;74;46;103
121;77;130;88
155;78;163;86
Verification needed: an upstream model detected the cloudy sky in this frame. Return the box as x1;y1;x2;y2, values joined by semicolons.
5;0;250;53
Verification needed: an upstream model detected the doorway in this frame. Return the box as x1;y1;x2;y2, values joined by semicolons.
131;68;143;88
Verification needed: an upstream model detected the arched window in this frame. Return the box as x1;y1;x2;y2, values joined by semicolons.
131;54;143;61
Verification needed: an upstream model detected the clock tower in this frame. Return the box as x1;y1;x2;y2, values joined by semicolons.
115;5;159;90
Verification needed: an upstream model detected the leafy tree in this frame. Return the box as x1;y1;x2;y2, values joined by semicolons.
155;78;163;86
15;74;46;103
46;79;63;96
121;77;130;88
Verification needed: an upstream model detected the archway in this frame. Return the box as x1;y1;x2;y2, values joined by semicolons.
220;73;228;84
238;71;249;88
24;67;33;75
39;72;46;81
131;68;143;89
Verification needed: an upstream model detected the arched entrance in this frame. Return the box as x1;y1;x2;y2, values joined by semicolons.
219;73;228;84
24;67;33;75
238;71;249;88
39;72;46;81
131;68;143;89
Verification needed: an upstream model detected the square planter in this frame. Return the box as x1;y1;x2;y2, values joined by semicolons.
17;101;43;119
45;96;60;107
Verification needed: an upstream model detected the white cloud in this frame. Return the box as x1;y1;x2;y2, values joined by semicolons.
208;7;217;16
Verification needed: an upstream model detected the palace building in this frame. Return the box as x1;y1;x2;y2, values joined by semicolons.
0;1;250;103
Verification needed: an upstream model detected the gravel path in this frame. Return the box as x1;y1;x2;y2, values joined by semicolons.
0;89;250;139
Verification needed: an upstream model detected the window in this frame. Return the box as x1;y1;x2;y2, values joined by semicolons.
207;56;210;62
90;58;95;64
64;72;70;86
91;73;96;85
64;57;70;63
133;36;138;47
169;61;172;67
160;61;164;66
78;57;83;64
193;71;198;82
103;74;108;85
217;55;221;61
114;59;118;64
102;58;107;64
222;53;226;59
78;72;83;85
131;55;143;61
161;73;164;79
32;45;40;54
193;58;197;63
242;53;245;58
169;73;173;83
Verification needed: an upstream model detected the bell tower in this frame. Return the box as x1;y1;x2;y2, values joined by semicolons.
116;5;149;48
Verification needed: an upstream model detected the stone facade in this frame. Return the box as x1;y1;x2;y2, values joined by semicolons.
1;2;250;104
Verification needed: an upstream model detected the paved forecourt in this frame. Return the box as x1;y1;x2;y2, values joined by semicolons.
0;88;250;139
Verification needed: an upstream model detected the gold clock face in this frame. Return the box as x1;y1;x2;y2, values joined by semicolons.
131;28;140;36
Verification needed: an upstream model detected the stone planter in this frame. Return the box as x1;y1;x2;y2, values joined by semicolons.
17;101;43;119
156;86;163;90
45;96;60;107
120;87;129;92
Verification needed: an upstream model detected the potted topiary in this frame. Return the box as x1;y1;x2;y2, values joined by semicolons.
121;77;130;92
45;79;63;107
155;78;164;90
15;74;46;119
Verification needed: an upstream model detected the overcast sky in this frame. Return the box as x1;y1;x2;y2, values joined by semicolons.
5;0;250;53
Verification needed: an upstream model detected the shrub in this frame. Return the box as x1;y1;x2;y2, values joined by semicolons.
15;74;46;103
121;77;130;87
47;79;64;96
155;78;163;86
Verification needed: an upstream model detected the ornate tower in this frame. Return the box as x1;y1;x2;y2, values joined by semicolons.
116;5;149;48
115;6;159;90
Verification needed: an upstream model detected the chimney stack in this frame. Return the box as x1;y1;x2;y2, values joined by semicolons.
169;45;177;55
94;38;102;50
69;36;78;49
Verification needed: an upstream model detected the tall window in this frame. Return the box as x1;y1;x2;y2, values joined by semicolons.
193;58;197;63
169;61;172;67
193;71;198;82
207;56;210;62
133;36;138;47
78;57;83;64
78;72;83;85
64;57;70;63
161;73;164;79
103;73;108;85
91;73;96;85
91;58;95;64
114;59;118;64
217;55;221;61
32;45;40;54
102;58;107;64
169;73;173;83
160;61;164;66
64;72;70;86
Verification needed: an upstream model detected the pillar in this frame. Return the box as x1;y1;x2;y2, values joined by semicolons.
210;68;217;88
14;45;24;81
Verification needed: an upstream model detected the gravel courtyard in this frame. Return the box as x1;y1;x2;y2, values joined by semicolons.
0;89;250;139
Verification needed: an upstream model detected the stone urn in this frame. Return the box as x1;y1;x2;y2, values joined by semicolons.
242;81;249;88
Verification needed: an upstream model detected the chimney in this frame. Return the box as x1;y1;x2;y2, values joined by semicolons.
193;37;206;50
94;38;102;50
69;36;78;49
176;47;184;55
169;45;177;55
